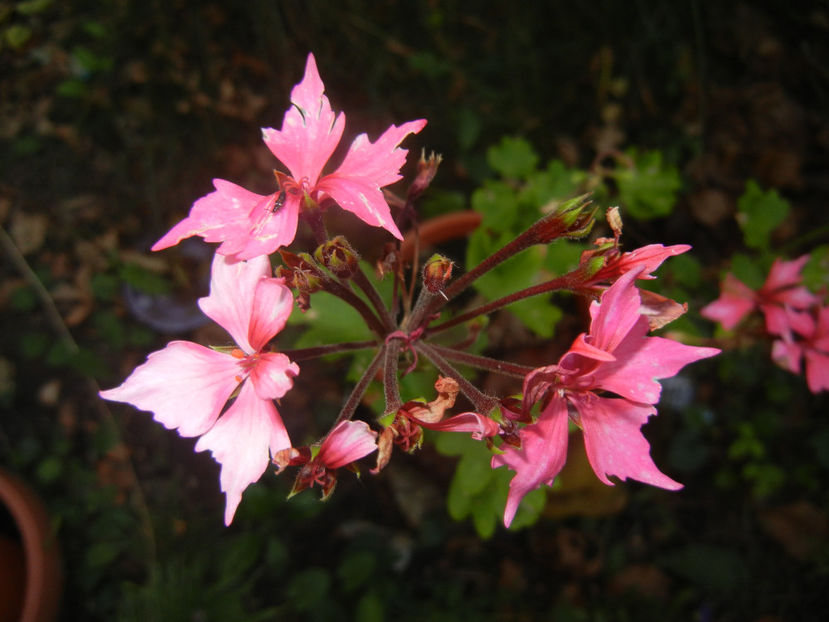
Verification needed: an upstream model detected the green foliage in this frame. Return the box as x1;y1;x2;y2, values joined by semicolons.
736;180;790;250
486;136;539;179
435;432;546;538
613;148;681;220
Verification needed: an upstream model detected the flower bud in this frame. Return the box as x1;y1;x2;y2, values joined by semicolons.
423;254;453;293
408;150;443;201
530;194;596;243
314;235;359;279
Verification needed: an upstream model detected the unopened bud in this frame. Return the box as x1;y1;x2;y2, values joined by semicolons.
530;194;595;243
422;254;453;293
408;150;443;201
314;235;359;279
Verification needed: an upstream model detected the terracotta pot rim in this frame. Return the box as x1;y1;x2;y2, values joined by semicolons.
0;468;62;622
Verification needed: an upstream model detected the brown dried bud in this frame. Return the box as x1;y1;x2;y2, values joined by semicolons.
314;235;359;279
408;150;442;201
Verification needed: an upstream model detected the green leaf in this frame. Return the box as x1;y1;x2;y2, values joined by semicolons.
736;180;790;250
119;263;170;295
614;149;681;220
729;252;765;290
802;245;829;293
355;591;385;622
520;159;579;209
4;24;31;49
16;0;53;15
486;136;538;179
471;180;519;228
337;550;376;593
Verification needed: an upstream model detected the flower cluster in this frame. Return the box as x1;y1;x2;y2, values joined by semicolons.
702;256;827;393
101;53;720;527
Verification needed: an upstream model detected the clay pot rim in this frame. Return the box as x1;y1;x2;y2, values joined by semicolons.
0;467;62;622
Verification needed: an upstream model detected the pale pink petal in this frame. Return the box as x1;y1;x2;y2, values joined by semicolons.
317;420;378;469
771;338;802;374
198;254;272;353
247;277;295;352
412;411;500;439
152;179;266;254
232;191;301;260
491;396;569;527
100;341;240;438
805;351;829;393
261;53;345;184
194;381;291;525
316;119;427;240
700;273;757;330
575;393;682;490
249;352;299;400
592;316;720;404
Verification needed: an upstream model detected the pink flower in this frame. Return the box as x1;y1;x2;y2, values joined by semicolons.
772;305;829;393
701;255;818;335
287;420;378;499
152;53;427;259
100;253;299;525
492;269;719;527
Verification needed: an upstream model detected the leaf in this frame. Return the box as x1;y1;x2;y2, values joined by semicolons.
486;136;539;179
614;149;681;220
4;24;31;49
736;180;790;250
729;252;766;290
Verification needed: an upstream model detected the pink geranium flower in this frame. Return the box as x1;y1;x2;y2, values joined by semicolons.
100;253;299;525
492;269;719;527
152;53;427;259
772;305;829;393
701;255;818;336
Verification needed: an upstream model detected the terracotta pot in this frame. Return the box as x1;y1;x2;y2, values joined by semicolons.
0;468;62;622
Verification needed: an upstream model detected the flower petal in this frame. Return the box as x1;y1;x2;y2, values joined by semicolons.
152;179;267;255
412;411;500;440
250;352;299;400
317;420;378;469
805;351;829;394
99;341;239;437
575;393;682;490
491;396;569;528
592;316;720;404
584;268;644;354
261;53;345;184
317;119;427;240
194;381;292;525
198;253;272;353
248;277;295;352
700;273;757;330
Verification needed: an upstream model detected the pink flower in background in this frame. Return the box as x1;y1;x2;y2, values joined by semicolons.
153;53;427;259
701;255;818;336
100;253;298;525
772;305;829;393
492;269;720;527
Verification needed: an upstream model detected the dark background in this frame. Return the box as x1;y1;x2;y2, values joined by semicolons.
2;1;828;620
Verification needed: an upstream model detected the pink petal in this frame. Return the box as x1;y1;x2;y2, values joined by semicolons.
194;381;291;525
247;277;295;352
250;352;299;400
763;255;810;292
805;351;829;393
198;254;272;353
771;338;802;374
585;268;645;354
100;341;240;438
152;179;266;254
317;420;378;469
261;53;345;184
592;316;720;404
317;119;427;240
232;191;301;260
412;411;500;439
567;333;617;362
613;244;691;279
762;304;813;337
700;273;757;330
575;393;682;490
491;396;569;528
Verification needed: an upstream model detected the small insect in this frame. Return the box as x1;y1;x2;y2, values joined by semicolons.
268;189;287;213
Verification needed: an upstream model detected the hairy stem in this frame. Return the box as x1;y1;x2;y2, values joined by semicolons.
383;338;403;415
334;346;386;426
416;342;499;415
425;343;535;380
281;340;378;361
352;265;396;331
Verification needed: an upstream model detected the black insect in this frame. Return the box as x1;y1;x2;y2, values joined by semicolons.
269;190;287;213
